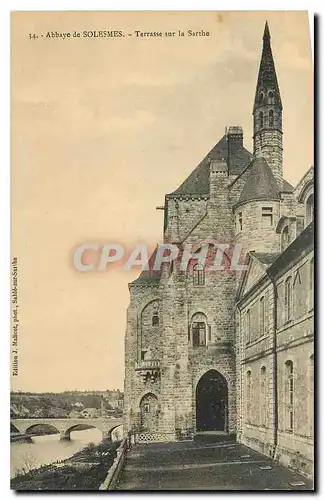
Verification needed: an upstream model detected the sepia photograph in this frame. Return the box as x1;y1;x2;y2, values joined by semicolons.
10;10;314;491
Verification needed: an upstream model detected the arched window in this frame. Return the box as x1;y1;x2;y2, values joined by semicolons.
193;263;205;286
246;370;252;423
191;312;207;347
269;109;274;127
152;313;159;326
259;91;264;103
260;111;264;128
309;355;314;437
260;366;266;426
285;277;292;322
192;323;206;346
281;225;290;251
285;361;294;432
268;90;274;104
306;193;314;226
309;258;314;311
246;309;251;344
139;393;158;432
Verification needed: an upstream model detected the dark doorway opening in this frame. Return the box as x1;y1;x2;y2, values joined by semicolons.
196;370;228;432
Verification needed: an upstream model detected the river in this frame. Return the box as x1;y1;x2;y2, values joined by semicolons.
11;428;102;478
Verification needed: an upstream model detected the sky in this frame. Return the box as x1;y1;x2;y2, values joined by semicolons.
11;11;313;392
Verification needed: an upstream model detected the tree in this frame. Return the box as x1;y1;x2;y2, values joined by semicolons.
18;452;38;477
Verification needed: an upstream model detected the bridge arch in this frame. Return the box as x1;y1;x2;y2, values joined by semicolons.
11;417;124;442
62;423;101;441
10;423;20;433
106;424;123;442
25;423;60;437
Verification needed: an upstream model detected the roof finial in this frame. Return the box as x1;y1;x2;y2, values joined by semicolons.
263;21;270;40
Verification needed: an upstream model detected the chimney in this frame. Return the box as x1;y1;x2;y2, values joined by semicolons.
227;126;244;155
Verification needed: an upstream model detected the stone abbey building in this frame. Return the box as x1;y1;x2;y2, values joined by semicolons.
124;23;314;476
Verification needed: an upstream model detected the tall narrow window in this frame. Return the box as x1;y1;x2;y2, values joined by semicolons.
268;91;274;104
309;258;314;311
192;322;206;346
260;111;264;128
193;263;205;286
246;370;252;423
246;309;251;344
260;297;265;336
260;366;266;426
285;361;294;432
281;225;290;251
285;277;292;322
152;313;159;326
237;212;243;232
296;216;305;236
309;355;314;438
262;207;273;226
269;109;274;127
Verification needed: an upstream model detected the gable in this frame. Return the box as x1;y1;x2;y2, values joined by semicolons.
239;256;267;299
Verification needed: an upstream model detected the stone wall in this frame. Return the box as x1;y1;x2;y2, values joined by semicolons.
275;250;314;476
237;245;314;476
234;200;281;255
254;127;283;189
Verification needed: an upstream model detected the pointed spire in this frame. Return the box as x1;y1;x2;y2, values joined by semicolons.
253;22;282;111
263;21;270;40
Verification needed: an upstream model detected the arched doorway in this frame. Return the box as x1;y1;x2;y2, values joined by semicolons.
139;393;158;432
196;370;228;432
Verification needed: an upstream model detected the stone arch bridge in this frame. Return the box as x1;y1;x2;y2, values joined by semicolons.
11;417;123;441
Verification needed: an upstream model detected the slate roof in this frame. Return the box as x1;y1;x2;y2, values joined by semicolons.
250;251;280;267
267;221;314;277
282;179;294;192
236;157;280;206
168;134;252;196
130;247;161;285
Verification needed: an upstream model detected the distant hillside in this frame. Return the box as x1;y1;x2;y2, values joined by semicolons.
11;390;124;419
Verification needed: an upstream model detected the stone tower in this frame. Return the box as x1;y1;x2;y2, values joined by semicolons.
124;22;291;444
253;21;283;189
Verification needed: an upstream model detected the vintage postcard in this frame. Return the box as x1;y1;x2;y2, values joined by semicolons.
11;11;314;491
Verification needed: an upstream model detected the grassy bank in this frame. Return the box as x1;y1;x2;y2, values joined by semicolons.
11;440;119;491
